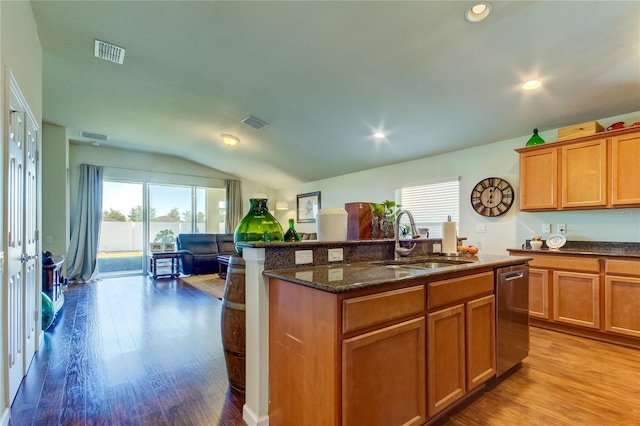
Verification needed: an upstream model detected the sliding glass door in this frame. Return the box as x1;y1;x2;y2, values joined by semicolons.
99;181;226;277
99;181;144;276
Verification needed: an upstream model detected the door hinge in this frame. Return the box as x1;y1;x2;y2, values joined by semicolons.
35;229;40;240
34;309;39;322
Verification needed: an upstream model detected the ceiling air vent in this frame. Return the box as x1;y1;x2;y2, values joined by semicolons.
81;131;109;141
241;115;270;130
94;40;125;65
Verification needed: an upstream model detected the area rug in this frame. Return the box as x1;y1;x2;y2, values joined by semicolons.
181;274;226;300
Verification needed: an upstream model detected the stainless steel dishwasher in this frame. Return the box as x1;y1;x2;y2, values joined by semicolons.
495;264;530;376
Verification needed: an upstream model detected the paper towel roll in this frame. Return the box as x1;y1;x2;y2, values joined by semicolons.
442;221;457;254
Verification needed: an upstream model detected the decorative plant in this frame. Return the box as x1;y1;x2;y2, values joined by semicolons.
154;229;176;244
370;200;402;239
382;200;402;222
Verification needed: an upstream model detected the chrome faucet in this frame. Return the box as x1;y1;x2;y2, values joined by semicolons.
394;210;421;260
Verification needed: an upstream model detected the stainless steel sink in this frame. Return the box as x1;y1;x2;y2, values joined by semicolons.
371;258;469;270
384;262;462;270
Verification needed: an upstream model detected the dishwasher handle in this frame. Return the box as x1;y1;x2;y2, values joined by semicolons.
501;271;525;281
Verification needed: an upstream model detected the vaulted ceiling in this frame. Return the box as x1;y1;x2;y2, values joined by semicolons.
31;1;640;188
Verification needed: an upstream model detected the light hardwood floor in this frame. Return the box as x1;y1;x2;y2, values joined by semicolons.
444;327;640;425
9;275;640;425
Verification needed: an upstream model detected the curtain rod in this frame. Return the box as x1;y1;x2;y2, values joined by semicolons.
79;163;240;181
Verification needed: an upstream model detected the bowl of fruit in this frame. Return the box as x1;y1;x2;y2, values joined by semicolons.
457;244;479;255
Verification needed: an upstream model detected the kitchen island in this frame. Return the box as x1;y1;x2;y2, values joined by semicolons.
238;239;530;426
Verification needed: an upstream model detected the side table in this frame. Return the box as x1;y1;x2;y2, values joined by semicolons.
218;255;231;280
148;252;181;279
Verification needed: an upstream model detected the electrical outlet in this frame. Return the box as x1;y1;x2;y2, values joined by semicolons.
557;224;567;234
328;268;344;281
45;236;53;244
295;250;313;265
476;224;486;233
328;248;343;262
542;224;551;234
432;243;442;253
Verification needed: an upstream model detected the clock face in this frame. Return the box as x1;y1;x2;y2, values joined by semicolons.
471;177;514;217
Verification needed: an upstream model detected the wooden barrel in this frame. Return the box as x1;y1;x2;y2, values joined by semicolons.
221;255;246;395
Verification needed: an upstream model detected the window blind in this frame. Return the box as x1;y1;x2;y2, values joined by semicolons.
394;178;459;238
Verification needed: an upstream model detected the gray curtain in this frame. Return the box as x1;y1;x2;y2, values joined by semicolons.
66;164;103;283
225;179;243;233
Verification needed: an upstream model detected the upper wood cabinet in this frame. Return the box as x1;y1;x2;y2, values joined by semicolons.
519;146;558;210
561;138;607;208
516;127;640;211
610;131;640;206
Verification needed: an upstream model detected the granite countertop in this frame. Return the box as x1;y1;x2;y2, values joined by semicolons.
263;254;530;294
508;241;640;258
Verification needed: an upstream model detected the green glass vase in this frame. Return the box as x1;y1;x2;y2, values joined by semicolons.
525;128;545;146
283;218;302;242
234;198;284;254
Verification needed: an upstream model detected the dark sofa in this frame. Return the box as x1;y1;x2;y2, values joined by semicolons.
177;233;236;275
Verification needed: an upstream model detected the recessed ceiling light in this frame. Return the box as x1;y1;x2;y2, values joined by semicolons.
465;2;492;22
221;134;239;146
373;131;386;139
522;80;541;91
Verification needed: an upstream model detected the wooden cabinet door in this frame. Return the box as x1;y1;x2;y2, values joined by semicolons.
553;271;600;329
561;139;607;208
529;268;550;319
427;304;465;417
342;317;426;426
466;295;496;391
605;275;640;337
269;279;339;426
610;131;640;206
519;147;558;210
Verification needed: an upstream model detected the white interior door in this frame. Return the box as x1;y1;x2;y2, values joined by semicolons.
23;113;39;369
6;83;26;402
5;74;39;403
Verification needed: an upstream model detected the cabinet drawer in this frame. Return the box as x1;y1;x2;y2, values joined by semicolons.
605;259;640;276
428;272;493;310
342;285;425;334
528;255;599;273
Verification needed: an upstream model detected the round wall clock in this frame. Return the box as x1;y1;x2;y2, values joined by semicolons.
470;177;514;217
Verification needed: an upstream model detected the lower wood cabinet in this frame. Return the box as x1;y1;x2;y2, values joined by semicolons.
552;270;600;329
427;304;465;417
605;259;640;338
604;275;640;337
343;318;426;426
427;294;495;417
528;268;550;319
466;295;496;391
509;250;640;348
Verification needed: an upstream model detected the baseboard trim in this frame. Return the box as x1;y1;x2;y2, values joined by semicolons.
243;404;269;426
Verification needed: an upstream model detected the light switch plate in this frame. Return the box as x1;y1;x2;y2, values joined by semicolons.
295;250;313;265
476;224;486;233
542;224;551;234
328;248;343;262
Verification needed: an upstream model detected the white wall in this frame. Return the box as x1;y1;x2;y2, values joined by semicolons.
275;111;640;254
42;123;69;257
0;0;43;418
